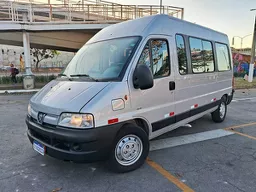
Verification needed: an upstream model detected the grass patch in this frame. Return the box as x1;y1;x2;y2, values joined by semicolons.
235;78;256;89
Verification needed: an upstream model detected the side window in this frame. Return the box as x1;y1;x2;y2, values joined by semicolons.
151;40;170;78
189;38;215;73
138;42;150;68
202;40;215;72
215;43;231;71
175;35;188;74
189;38;204;73
138;39;170;78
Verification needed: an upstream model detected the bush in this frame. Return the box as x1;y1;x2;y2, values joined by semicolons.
17;76;23;83
49;74;56;81
0;75;57;85
35;76;45;83
234;72;247;78
1;76;11;84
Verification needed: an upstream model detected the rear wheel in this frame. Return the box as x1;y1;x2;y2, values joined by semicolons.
108;124;149;173
211;97;227;123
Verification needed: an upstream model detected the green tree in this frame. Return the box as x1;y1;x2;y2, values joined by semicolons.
31;48;59;71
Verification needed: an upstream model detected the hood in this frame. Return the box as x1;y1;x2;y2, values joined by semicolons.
30;80;110;115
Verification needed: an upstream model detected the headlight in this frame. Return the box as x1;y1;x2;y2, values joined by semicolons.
28;104;31;116
58;113;94;129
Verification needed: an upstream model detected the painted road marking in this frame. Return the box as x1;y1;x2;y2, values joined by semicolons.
147;122;256;192
224;122;256;140
224;122;256;130
150;129;233;151
146;158;194;192
226;130;256;140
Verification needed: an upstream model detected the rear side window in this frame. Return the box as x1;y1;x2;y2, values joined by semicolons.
189;37;215;73
215;43;231;71
202;40;215;72
175;35;188;75
138;39;170;78
189;38;204;73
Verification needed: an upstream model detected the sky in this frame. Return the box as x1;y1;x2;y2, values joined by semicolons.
17;0;256;49
108;0;256;49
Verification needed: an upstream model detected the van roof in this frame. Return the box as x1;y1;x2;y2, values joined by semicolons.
88;14;228;44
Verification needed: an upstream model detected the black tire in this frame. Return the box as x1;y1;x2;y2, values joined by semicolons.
108;124;149;173
211;96;227;123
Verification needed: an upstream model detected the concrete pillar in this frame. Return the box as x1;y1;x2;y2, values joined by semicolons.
22;32;32;75
22;31;35;89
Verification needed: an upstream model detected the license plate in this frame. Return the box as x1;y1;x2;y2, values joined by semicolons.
33;140;45;156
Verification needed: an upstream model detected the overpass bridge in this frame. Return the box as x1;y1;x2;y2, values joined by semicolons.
0;0;184;75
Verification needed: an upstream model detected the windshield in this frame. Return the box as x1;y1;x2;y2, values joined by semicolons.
62;37;140;81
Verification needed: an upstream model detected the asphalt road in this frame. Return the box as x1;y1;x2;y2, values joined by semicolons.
0;90;256;192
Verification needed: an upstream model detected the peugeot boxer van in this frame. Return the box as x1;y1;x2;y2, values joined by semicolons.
26;14;234;173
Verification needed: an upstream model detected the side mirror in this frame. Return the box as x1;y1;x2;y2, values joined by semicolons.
133;65;154;90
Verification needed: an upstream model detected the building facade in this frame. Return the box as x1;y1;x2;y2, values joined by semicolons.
0;44;75;73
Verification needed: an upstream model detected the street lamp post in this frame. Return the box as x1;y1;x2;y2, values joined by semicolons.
248;9;256;82
232;34;252;49
160;0;162;14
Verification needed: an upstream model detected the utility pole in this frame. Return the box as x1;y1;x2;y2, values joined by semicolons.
248;10;256;82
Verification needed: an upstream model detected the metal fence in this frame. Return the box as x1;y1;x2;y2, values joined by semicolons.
0;0;184;23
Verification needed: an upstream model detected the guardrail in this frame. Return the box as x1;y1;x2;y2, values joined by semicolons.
0;1;184;23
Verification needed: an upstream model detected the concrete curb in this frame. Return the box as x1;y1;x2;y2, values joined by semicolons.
0;89;40;94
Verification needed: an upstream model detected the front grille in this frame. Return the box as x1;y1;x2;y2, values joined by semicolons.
30;128;77;152
52;138;71;151
30;116;56;129
31;116;38;124
43;122;56;129
28;118;90;153
29;129;51;145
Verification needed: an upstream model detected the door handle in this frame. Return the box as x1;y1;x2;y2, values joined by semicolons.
169;81;175;91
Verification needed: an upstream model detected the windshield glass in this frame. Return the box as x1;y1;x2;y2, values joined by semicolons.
62;37;140;81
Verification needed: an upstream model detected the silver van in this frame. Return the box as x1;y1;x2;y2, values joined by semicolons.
26;14;234;172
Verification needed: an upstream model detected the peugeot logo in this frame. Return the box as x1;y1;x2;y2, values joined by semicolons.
37;112;46;124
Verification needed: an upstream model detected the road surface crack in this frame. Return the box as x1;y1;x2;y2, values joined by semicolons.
225;181;246;192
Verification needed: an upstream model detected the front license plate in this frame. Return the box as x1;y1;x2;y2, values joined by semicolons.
33;140;45;156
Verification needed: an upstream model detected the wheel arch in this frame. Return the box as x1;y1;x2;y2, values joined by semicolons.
115;118;151;138
134;118;150;137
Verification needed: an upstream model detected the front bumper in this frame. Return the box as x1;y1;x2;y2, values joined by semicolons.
227;89;235;105
26;116;121;162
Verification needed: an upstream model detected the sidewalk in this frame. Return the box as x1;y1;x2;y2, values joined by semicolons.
0;89;41;94
0;83;45;90
233;88;256;99
0;83;45;94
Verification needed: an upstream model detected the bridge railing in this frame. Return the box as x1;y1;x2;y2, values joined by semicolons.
0;1;184;23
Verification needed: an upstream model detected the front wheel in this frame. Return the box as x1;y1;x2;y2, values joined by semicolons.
108;124;149;173
211;97;227;123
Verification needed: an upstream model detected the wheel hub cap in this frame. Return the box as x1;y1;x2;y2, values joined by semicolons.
115;135;143;166
219;102;226;119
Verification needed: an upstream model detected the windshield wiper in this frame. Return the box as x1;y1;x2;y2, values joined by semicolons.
70;74;98;82
58;74;67;77
57;73;72;81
